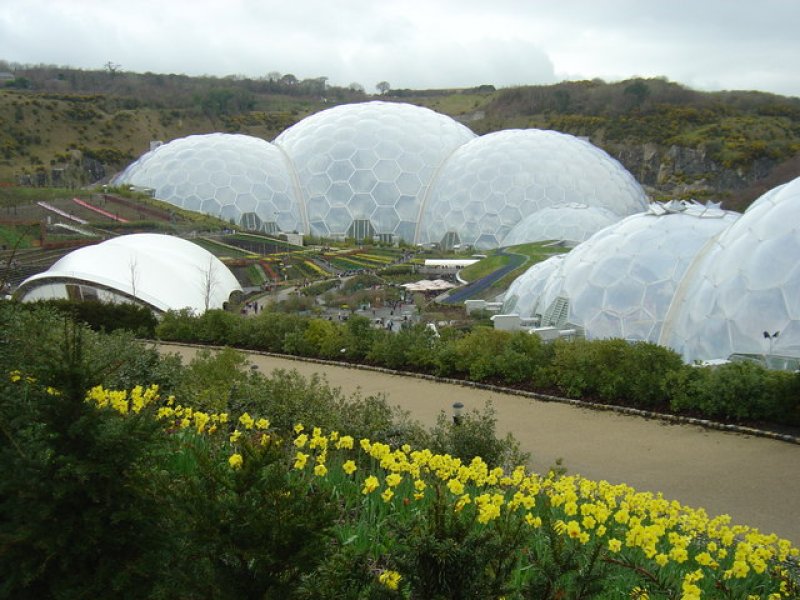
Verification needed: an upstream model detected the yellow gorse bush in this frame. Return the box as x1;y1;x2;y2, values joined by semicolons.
70;382;800;597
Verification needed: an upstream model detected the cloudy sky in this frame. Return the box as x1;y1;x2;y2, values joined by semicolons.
1;0;798;97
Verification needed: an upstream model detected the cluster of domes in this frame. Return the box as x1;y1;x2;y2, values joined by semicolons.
114;102;647;248
504;178;800;364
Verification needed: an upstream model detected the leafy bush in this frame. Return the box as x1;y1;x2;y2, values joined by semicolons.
165;432;337;599
667;360;800;424
548;339;682;408
1;308;798;598
30;298;158;336
428;401;529;469
0;324;173;598
151;301;800;428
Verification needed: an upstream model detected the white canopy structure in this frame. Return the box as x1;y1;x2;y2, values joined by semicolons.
15;234;242;314
401;279;457;292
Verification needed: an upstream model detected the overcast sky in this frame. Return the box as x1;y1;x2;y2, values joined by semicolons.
1;0;798;97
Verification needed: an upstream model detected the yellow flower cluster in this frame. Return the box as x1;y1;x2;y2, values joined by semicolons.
85;384;161;415
157;402;230;434
70;382;800;597
304;260;329;276
378;569;402;590
282;423;799;597
8;369;36;384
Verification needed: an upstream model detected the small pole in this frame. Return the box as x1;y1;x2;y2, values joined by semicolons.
452;402;464;426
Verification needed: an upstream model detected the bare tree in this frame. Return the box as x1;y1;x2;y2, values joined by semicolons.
104;61;121;77
200;256;219;312
348;82;365;93
128;256;139;301
376;81;391;95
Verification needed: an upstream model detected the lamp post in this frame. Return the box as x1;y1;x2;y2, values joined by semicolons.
452;401;464;426
763;330;779;362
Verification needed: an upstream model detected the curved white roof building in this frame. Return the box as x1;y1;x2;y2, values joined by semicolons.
501;254;564;317
274;101;476;242
501;204;619;247
415;129;648;249
660;178;800;362
114;133;306;234
114;104;648;248
506;201;739;343
15;234;242;314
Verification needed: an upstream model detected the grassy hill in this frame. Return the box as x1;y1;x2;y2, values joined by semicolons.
1;66;799;208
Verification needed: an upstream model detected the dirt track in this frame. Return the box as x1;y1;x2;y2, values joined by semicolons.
158;344;800;545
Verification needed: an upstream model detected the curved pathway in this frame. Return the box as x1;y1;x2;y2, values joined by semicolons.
443;248;526;303
158;344;800;545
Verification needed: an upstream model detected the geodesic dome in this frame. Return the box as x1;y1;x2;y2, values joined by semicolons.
660;178;800;362
415;129;648;250
274;101;476;242
501;204;619;247
501;254;565;317
114;133;305;234
113;105;651;248
528;201;739;342
15;234;242;314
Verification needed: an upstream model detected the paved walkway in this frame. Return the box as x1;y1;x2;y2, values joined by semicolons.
158;344;800;545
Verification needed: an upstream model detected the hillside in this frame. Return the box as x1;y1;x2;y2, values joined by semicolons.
1;66;799;209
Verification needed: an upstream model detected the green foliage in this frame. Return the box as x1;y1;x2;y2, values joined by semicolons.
548;339;682;408
30;298;158;336
1;302;797;598
429;401;529;469
460;253;510;282
165;434;337;599
519;497;610;599
299;278;339;297
390;485;528;599
153;307;199;342
0;322;173;598
153;303;800;428
367;323;439;371
340;273;383;293
667;360;800;424
173;347;250;412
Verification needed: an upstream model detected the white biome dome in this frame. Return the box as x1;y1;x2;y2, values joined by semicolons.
15;234;242;314
660;178;800;362
501;204;619;247
533;201;739;341
501;254;565;317
415;129;648;250
274;101;476;242
114;133;305;234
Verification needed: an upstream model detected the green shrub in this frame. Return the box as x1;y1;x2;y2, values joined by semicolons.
549;339;682;408
668;360;800;423
164;433;337;599
31;298;158;336
155;308;201;342
192;308;241;344
390;482;528;599
428;402;529;469
0;323;173;598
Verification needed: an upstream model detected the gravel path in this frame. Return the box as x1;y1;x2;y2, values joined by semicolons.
158;343;800;545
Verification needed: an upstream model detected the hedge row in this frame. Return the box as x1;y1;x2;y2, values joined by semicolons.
156;309;800;428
